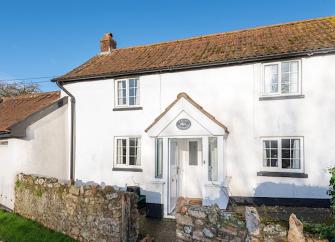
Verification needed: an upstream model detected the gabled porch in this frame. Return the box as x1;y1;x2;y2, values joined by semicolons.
146;93;230;216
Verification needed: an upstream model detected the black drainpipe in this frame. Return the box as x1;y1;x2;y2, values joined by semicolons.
56;81;76;181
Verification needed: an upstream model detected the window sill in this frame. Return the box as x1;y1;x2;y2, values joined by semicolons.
112;167;143;172
257;171;308;178
113;107;143;111
259;94;305;101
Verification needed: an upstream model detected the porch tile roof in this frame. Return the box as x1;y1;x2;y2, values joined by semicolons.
0;92;60;134
145;92;229;134
54;16;335;82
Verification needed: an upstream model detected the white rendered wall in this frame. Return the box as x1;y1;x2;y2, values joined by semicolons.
65;54;335;204
0;104;69;209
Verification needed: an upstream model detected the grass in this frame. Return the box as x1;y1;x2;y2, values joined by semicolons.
0;209;77;242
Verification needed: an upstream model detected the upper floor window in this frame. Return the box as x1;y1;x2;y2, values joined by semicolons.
262;137;303;172
262;60;301;96
115;78;140;107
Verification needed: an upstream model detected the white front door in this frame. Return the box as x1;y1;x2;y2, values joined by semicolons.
183;139;203;198
168;139;179;213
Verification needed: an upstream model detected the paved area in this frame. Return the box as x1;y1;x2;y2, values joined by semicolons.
139;215;176;242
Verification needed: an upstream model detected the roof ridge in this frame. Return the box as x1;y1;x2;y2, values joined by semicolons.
113;15;335;51
0;91;60;102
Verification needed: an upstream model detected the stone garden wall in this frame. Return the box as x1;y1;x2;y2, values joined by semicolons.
14;173;139;242
176;197;247;241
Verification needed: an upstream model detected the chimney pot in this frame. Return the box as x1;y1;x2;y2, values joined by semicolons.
100;33;117;53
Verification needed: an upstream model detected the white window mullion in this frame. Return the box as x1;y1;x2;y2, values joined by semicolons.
279;138;282;169
126;138;130;166
126;80;129;106
278;63;282;95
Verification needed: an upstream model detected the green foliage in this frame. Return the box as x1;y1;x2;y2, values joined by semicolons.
304;222;335;241
15;180;22;189
35;189;43;197
329;167;335;214
304;167;335;241
0;209;76;242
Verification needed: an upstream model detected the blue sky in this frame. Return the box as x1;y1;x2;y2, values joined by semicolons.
0;0;334;91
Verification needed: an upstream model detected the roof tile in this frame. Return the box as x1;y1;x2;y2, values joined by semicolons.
0;92;60;133
55;16;335;82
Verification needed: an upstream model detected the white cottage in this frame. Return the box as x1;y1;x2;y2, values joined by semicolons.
0;92;69;209
53;16;335;217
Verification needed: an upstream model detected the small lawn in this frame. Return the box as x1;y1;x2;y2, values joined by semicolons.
0;209;76;242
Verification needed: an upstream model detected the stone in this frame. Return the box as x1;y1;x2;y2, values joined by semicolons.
188;207;207;219
176;214;193;226
203;228;214;238
176;197;187;213
192;230;204;240
245;207;260;237
140;235;154;242
184;225;192;234
14;173;139;242
69;186;80;196
288;214;306;242
263;224;287;238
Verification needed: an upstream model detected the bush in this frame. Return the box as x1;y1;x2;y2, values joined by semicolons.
304;167;335;241
329;167;335;215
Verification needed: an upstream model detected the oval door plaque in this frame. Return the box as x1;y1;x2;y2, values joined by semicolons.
176;118;191;130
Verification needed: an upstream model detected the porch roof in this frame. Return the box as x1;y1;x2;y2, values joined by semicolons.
145;92;229;135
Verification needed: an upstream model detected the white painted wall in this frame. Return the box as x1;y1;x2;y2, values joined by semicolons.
0;104;69;209
64;54;335;206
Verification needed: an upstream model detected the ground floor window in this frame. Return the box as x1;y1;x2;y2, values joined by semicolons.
208;137;218;181
115;137;141;166
263;137;302;171
155;138;163;178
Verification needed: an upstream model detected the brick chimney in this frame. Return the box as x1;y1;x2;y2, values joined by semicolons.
100;33;117;54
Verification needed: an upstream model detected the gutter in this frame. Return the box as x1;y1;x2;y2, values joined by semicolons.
52;47;335;83
56;82;76;181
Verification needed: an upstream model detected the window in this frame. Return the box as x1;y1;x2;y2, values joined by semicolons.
189;141;198;165
155;138;163;178
115;78;140;107
208;137;218;181
115;137;141;166
263;137;302;171
262;60;300;96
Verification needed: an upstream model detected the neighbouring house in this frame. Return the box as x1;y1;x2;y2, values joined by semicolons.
51;16;335;218
0;92;69;209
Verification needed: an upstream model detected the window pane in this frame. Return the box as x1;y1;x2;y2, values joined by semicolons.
117;81;127;105
281;138;300;169
282;139;290;149
128;79;138;106
129;138;140;166
263;140;278;167
264;65;278;94
281;61;299;94
116;139;127;164
282;62;290;73
189;141;198;165
209;137;218;181
155;139;163;178
282;159;290;168
271;159;278;167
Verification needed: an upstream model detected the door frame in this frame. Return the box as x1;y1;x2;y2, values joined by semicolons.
167;136;204;214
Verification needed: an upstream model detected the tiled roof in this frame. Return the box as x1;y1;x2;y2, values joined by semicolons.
55;16;335;82
0;92;60;133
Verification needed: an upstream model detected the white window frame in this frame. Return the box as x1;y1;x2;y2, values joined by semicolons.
114;136;141;168
114;78;140;108
261;137;304;173
261;60;302;97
